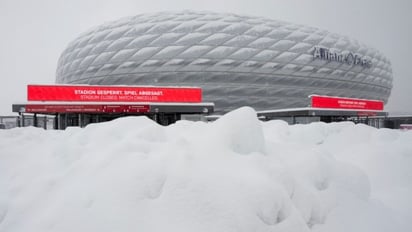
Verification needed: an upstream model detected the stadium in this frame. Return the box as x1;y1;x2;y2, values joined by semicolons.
10;11;399;129
56;11;392;113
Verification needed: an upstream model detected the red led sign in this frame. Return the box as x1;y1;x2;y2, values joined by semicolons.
311;95;384;111
27;85;202;103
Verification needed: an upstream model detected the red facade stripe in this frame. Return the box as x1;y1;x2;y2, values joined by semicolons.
25;104;150;113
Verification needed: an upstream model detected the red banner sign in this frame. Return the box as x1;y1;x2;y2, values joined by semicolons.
25;104;150;113
27;85;202;103
311;95;384;111
400;124;412;130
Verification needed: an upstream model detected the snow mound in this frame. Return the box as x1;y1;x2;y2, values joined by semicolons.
211;106;265;154
0;107;411;232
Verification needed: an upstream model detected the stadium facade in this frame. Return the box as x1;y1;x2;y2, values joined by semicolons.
55;11;393;113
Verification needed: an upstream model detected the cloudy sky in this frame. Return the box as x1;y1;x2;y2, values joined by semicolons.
0;0;411;115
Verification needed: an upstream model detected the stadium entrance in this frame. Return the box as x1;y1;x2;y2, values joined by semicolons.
12;84;214;129
257;95;388;127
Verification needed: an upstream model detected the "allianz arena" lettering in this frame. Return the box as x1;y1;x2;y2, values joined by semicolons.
313;46;372;68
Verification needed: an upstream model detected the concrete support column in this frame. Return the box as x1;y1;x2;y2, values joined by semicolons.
43;116;47;130
78;114;82;128
20;113;25;127
54;114;59;130
33;113;38;127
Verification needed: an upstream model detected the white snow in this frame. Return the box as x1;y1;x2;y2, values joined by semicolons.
0;107;411;232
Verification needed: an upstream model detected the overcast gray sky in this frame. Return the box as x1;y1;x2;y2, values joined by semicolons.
0;0;411;115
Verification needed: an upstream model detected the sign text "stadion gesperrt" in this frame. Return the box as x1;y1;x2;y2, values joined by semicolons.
27;85;202;103
313;46;372;68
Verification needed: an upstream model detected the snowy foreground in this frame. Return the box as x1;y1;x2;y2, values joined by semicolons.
0;107;411;232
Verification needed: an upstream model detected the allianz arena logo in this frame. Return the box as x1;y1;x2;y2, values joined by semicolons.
313;46;372;68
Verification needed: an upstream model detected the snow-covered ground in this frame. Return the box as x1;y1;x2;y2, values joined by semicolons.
0;107;411;232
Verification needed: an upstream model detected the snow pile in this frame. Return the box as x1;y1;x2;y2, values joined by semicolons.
0;107;411;232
